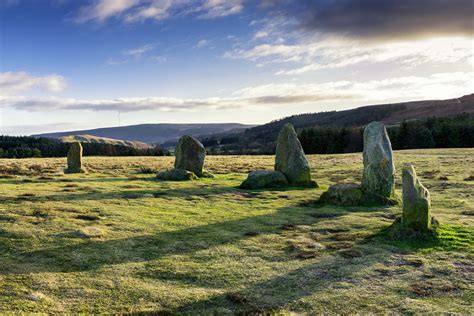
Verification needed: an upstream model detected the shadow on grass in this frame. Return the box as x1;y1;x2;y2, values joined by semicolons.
1;202;350;275
172;223;473;314
0;176;157;185
2;180;320;204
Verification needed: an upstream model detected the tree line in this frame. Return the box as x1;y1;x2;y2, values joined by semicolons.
0;136;169;159
298;114;474;154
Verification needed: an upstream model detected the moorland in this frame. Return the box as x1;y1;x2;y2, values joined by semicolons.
0;149;473;314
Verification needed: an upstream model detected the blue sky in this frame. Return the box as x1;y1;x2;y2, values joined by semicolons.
1;0;473;135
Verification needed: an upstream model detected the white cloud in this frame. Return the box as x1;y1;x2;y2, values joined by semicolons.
2;72;471;113
195;39;210;48
254;31;268;39
106;43;157;66
124;43;155;57
0;71;66;95
199;0;243;18
76;0;243;23
76;0;140;23
225;36;474;75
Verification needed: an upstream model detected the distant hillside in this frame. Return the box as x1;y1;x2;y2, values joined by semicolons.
203;94;474;154
35;123;256;145
60;134;151;149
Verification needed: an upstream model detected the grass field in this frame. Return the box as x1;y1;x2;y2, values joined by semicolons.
0;149;473;314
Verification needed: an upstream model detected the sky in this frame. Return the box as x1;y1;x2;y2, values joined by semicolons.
0;0;473;135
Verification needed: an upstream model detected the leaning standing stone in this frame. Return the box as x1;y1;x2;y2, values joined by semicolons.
174;135;206;177
275;123;316;187
361;121;395;200
65;142;84;174
402;163;432;231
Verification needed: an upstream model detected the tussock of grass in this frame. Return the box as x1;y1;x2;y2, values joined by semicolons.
0;149;472;314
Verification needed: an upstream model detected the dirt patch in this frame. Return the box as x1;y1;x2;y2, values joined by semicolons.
76;214;100;221
410;280;459;297
339;249;363;258
325;241;354;250
225;292;249;304
244;231;262;237
123;185;142;189
280;223;297;230
309;213;340;219
0;214;16;222
402;256;425;267
296;250;320;259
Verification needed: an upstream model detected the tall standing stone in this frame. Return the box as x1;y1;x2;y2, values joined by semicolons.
275;123;316;187
402;163;432;231
361;122;395;199
174;135;206;177
65;142;84;173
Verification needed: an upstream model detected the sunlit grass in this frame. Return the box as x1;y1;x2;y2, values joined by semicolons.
0;149;472;313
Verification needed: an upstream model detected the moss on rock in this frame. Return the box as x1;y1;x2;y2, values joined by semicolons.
402;163;432;232
361;122;395;199
240;170;288;189
318;183;362;206
156;168;197;181
174;135;206;177
64;142;85;174
275;123;316;187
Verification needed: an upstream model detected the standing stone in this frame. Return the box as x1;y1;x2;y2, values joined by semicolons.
361;122;395;199
174;135;206;177
65;142;84;173
275;123;316;187
402;163;432;231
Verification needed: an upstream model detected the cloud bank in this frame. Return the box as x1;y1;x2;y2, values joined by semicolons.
2;72;471;113
0;72;66;95
285;0;474;41
76;0;244;23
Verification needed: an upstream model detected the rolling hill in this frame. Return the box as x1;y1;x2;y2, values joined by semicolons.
59;135;152;149
202;94;474;153
238;94;474;138
35;123;255;145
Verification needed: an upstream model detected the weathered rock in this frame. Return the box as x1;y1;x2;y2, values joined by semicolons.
157;168;197;181
240;170;288;189
361;121;395;200
275;123;316;187
318;183;362;206
402;163;432;231
174;135;206;177
65;142;84;174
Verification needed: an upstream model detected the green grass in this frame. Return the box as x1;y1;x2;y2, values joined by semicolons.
0;149;473;314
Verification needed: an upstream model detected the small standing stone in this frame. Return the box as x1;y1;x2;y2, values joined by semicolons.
65;142;84;174
174;135;206;177
361;121;395;199
275;123;316;187
402;163;432;231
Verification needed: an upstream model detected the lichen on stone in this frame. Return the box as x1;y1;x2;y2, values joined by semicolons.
65;142;85;174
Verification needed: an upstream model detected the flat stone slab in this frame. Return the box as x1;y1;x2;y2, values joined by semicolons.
157;168;197;181
319;183;362;206
240;170;288;190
